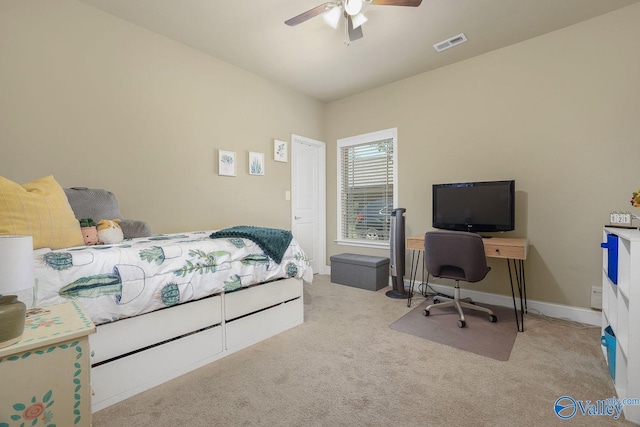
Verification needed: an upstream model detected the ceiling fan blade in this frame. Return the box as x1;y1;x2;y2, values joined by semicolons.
368;0;422;6
348;15;364;41
285;2;336;26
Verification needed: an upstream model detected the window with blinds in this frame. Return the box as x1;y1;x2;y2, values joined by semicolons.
337;128;397;245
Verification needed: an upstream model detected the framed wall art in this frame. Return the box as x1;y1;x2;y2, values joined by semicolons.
274;139;288;162
249;151;265;176
218;150;236;176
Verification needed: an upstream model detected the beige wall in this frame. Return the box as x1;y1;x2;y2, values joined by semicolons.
325;3;640;308
2;1;639;310
0;0;324;233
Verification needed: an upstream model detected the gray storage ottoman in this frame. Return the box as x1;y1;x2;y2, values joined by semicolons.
330;253;390;291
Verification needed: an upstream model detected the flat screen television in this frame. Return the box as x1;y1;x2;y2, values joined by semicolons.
432;180;515;233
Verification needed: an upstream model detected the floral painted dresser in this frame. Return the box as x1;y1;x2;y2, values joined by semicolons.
0;301;95;427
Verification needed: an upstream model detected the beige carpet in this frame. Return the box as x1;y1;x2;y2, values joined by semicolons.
92;275;632;426
390;300;517;361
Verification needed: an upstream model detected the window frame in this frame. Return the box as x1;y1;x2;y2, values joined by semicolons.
336;128;398;249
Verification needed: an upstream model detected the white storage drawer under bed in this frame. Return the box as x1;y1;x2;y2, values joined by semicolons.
90;293;222;364
92;325;223;411
226;297;303;351
224;278;302;320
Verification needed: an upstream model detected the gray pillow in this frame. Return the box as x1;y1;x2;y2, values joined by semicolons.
64;187;122;221
119;219;152;239
64;187;152;238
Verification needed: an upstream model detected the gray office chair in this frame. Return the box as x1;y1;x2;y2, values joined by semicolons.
423;230;497;328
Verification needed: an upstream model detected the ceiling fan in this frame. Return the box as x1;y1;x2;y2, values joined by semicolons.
285;0;423;45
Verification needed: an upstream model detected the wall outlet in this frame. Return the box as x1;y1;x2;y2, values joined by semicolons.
591;286;603;310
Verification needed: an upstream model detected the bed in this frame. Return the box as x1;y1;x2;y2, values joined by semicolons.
32;228;313;412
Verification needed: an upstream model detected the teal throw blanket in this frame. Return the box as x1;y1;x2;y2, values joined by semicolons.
210;226;293;264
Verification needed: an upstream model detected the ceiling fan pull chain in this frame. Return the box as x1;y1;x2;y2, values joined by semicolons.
344;14;350;45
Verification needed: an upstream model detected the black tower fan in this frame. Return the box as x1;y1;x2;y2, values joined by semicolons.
386;208;408;299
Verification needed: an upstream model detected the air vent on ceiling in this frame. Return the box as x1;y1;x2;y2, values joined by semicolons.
433;33;468;53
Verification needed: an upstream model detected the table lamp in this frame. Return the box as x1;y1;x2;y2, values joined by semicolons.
0;235;35;348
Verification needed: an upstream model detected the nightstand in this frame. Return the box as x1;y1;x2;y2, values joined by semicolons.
0;301;96;427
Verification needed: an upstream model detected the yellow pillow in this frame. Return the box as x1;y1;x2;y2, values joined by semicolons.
0;175;84;249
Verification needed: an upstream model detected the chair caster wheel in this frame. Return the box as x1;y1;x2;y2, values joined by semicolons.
489;314;497;323
424;309;430;316
457;319;466;328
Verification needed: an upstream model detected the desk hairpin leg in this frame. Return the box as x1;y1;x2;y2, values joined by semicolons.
407;250;421;307
507;258;527;332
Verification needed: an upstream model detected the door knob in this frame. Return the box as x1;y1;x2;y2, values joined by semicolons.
295;216;302;219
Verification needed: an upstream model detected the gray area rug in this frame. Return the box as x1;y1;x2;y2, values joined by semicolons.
390;298;518;361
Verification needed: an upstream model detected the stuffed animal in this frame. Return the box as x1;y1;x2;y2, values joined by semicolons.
79;218;100;245
97;219;124;244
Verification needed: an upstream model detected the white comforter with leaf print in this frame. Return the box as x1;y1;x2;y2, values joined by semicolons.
32;230;312;325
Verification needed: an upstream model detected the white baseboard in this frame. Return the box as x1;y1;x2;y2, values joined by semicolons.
318;265;331;275
404;280;601;326
322;268;601;326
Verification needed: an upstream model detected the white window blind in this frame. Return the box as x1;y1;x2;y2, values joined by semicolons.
338;130;396;243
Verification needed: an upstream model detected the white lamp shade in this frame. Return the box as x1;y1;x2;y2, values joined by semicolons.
0;235;35;295
323;6;342;28
344;0;363;16
351;12;368;29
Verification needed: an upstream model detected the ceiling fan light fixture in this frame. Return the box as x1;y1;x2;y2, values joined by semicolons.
323;6;342;28
351;12;367;29
285;0;422;44
344;0;363;16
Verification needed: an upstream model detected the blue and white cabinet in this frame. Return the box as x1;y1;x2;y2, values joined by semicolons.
602;227;640;424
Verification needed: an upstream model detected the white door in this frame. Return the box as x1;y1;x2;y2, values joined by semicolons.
291;134;326;274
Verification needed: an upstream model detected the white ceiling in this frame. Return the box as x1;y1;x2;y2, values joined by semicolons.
77;0;639;103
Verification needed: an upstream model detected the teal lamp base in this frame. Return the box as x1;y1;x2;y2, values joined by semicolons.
0;295;27;348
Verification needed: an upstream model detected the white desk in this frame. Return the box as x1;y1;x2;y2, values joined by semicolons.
406;234;529;332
